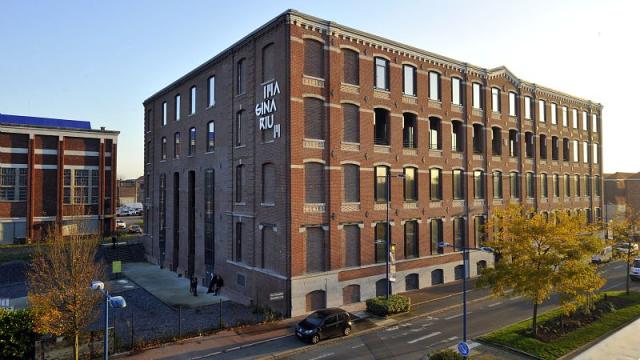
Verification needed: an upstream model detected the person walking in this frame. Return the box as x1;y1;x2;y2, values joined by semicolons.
215;275;224;296
207;273;216;294
192;276;198;296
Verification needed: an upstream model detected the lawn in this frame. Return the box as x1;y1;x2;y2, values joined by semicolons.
479;291;640;360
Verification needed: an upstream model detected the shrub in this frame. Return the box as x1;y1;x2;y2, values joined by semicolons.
0;309;35;360
428;349;464;360
366;294;411;316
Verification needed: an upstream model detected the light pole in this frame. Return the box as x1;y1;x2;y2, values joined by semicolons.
91;281;127;360
385;171;404;299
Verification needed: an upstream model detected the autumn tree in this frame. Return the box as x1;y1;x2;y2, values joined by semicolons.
609;208;640;295
27;219;103;360
477;206;604;336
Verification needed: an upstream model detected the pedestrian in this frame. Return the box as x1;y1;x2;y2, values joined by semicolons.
216;275;224;295
111;235;117;248
192;276;198;297
207;273;216;294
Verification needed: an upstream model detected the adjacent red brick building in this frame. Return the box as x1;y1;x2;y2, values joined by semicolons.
604;172;640;221
143;10;604;317
0;114;119;244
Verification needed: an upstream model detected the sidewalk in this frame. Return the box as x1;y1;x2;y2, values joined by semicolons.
572;317;640;359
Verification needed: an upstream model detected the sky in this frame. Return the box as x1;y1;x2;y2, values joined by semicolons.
1;0;638;178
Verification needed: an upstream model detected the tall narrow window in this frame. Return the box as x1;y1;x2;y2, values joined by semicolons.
573;139;579;162
305;162;325;204
208;76;215;107
540;134;547;159
472;83;482;109
342;104;360;143
262;163;275;204
510;172;520;199
174;132;180;158
474;216;487;248
509;130;518;157
430;168;442;201
451;121;464;152
551;103;557;125
162;101;167;126
204;169;215;268
161;137;167;160
404;221;418;259
403;113;417;148
343;164;360;203
374;108;390;145
572;108;578;129
375;223;388;263
575;175;581;197
175;94;181;121
235;164;244;203
430;219;443;255
474;170;485;199
493;171;503;199
403;65;417;96
562;106;568;127
453;217;465;251
525;132;534;158
491;88;501;112
492;127;502;155
583;141;589;163
304;40;324;78
538;100;546;122
453;169;464;200
526;172;534;198
206;121;215;152
524;96;532;119
374;57;389;90
236;59;245;95
304;97;325;140
262;43;275;82
541;173;548;198
593;143;599;164
562;138;570;162
343;225;360;268
553;174;560;198
592;114;598;133
429;72;441;101
595;175;601;196
235;111;244;146
235;222;243;262
429;117;442;150
552;136;559;160
508;92;517;116
473;124;483;154
582;110;588;131
190;86;196;114
188;127;196;156
586;175;592;196
0;168;27;201
451;77;462;105
375;166;389;203
343;49;359;85
564;174;571;197
403;167;417;202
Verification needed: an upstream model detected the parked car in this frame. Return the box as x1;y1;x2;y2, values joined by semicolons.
128;224;143;234
116;220;126;230
631;258;640;281
592;246;613;264
295;308;351;344
614;242;639;255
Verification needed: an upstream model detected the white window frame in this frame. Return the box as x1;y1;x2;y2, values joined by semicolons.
524;96;532;119
451;77;462;105
0;167;27;201
472;83;482;109
63;168;99;205
551;103;557;125
508;92;517;117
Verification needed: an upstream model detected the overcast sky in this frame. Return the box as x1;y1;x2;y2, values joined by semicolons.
1;0;637;178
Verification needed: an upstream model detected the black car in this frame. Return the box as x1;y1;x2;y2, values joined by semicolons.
295;308;352;344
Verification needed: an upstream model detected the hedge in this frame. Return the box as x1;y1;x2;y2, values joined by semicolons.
366;294;411;316
428;349;464;360
0;308;35;359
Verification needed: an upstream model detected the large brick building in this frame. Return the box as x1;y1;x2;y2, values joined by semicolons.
143;10;604;316
0;114;119;244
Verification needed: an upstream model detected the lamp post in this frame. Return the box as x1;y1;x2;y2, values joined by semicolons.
384;171;404;299
91;281;127;360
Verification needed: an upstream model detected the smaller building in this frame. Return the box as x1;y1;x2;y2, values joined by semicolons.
117;176;144;207
604;172;640;222
0;114;119;244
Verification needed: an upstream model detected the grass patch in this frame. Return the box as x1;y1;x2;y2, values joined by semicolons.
479;291;640;360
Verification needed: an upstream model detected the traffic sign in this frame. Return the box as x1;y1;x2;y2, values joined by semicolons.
457;341;469;357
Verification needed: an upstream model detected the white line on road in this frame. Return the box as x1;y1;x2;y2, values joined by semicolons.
488;302;502;308
510;295;523;300
190;334;293;359
407;331;441;344
447;336;458;341
385;325;399;332
614;265;624;270
308;352;335;360
352;344;364;349
444;312;471;320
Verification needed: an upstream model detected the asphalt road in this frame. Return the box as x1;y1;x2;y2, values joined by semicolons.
160;261;638;360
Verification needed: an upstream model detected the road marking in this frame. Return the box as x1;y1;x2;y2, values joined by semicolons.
488;302;502;308
308;353;334;360
385;325;399;331
614;265;624;270
469;342;481;350
510;295;522;300
190;334;293;359
351;344;364;349
421;322;434;328
447;336;458;341
444;312;471;320
407;331;441;344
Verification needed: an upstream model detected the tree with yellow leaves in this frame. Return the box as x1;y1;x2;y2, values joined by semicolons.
609;208;640;295
477;206;604;336
27;219;103;360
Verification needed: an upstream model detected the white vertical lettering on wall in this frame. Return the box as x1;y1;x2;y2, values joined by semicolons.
256;80;282;139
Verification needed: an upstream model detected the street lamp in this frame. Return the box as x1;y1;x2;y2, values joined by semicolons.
437;242;493;348
384;171;404;299
91;280;127;360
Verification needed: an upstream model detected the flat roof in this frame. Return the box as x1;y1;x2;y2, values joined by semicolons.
0;113;118;135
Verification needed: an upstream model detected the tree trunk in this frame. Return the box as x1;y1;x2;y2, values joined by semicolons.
74;332;79;360
626;261;631;295
532;301;539;337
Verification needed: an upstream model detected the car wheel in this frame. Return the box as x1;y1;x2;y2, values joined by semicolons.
343;326;351;336
311;334;320;344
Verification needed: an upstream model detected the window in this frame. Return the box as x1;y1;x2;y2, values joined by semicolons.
204;169;215;267
551;136;559;160
235;165;244;203
575;175;581;197
207;76;215;107
473;124;483;154
206;121;215;152
509;130;518;157
403;65;417;96
343;49;359;85
431;269;444;285
564;174;571;197
161;137;167;160
305;162;325;204
592;114;598;133
374;108;390;145
162;101;167;126
551;103;557;125
403;167;417;201
405;274;419;291
553;174;560;197
235;222;243;262
188;127;196;156
572;139;579;162
472;83;482;109
305;228;327;272
190;86;196;114
526;172;534;198
492;127;502;155
451;77;462;105
343;225;360;268
493;171;503;199
562;138;570;162
430;219;443;255
541;173;548;198
430;168;442;201
525;132;534;158
342;104;360;143
508;92;517;116
375;166;389;202
0;168;26;201
175;94;181;121
403;113;417;148
524;96;532;119
453;217;465;251
540;134;547;159
375;223;388;263
236;59;245;95
474;216;486;247
262;163;275;204
593;143;599;164
429;72;440;101
304;97;325;140
62;168;98;204
451;121;464;152
404;221;418;258
583;141;589;163
304;40;324;78
474;170;485;199
595;175;601;196
510;172;520;199
343;164;360;203
374;57;389;90
538;100;546;122
586;175;592;196
454;264;465;280
174;132;180;158
429;117;442;150
235;111;244;146
582;110;588;131
572;108;578;129
562;106;568;127
453;169;464;200
491;88;501;112
262;43;275;82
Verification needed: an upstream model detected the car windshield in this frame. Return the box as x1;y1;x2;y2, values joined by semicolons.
634;260;640;268
302;312;324;327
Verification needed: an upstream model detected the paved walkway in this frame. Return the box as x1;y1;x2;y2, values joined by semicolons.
123;262;227;308
573;317;640;359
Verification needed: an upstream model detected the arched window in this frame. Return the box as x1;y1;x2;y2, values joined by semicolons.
477;260;487;275
376;278;391;297
405;273;419;291
342;49;359;85
305;162;325;204
304;39;324;78
454;264;465;280
431;269;444;285
304;97;325;140
262;43;275;82
206;121;215;152
306;290;326;312
343;164;360;203
342;285;360;304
